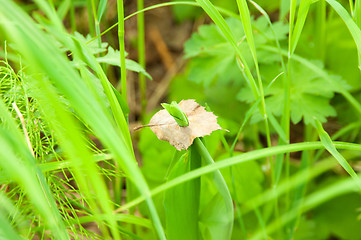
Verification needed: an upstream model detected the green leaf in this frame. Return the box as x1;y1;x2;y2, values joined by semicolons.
184;17;288;86
96;47;152;79
139;126;175;186
74;32;109;55
161;101;189;127
111;85;130;116
238;61;348;125
221;156;264;202
313;193;361;240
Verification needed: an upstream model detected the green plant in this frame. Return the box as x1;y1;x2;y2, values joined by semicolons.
2;0;361;239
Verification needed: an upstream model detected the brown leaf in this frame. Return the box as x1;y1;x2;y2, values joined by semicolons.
149;99;222;150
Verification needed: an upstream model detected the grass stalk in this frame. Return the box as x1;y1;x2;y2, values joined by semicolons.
87;2;240;45
235;0;271;149
117;0;128;103
90;0;102;49
69;0;76;32
354;0;361;67
137;0;146;114
315;0;326;61
86;0;95;35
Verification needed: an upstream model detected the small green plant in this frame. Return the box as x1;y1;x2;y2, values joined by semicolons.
161;101;190;127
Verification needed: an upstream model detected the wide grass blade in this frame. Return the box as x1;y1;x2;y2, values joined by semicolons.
164;152;200;240
194;138;233;240
0;213;21;240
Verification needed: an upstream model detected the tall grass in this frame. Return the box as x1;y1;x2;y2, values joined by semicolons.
1;0;361;239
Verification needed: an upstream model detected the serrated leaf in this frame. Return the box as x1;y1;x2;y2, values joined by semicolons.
184;17;288;86
238;61;349;125
149;99;222;150
73;32;109;55
96;47;152;79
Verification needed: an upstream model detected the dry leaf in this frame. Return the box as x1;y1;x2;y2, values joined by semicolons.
149;99;222;150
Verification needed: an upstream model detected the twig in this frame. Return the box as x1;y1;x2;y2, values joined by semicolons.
12;102;35;158
149;25;174;71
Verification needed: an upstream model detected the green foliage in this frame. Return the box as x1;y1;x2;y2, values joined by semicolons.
171;0;237;22
164;151;200;240
2;0;361;239
238;61;349;125
161;101;189;127
73;33;152;79
221;157;264;202
184;16;353;126
312;193;361;240
138;127;174;187
184;16;288;86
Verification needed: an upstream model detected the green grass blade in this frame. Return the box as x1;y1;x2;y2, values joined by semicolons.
88;2;240;45
251;176;361;239
0;213;22;240
236;0;271;148
97;0;107;22
137;0;146;113
194;138;233;239
0;128;69;239
315;0;326;61
290;0;312;55
0;98;68;238
57;0;71;20
0;1;165;239
236;0;257;67
327;0;361;62
280;0;291;20
117;141;361;211
195;0;259;98
315;120;361;190
71;35;132;147
117;0;128;102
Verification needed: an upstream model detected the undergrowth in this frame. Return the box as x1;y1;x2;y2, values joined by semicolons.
1;0;361;240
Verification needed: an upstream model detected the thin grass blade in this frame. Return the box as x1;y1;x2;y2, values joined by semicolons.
315;119;361;190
